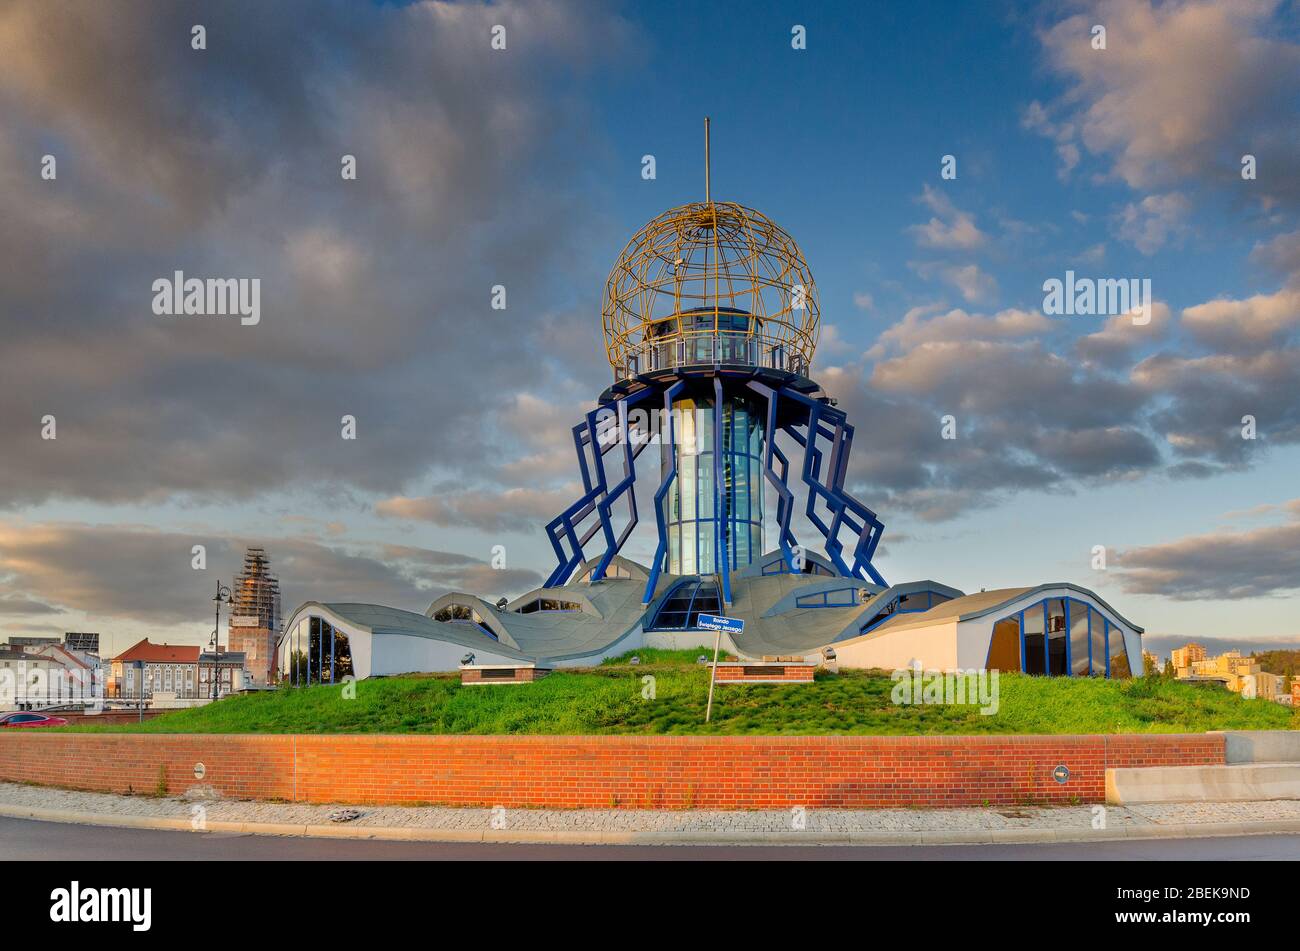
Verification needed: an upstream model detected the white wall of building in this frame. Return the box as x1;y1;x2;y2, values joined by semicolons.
833;621;960;671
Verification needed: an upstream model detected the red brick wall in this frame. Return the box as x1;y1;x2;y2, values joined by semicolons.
0;732;1224;809
715;664;815;682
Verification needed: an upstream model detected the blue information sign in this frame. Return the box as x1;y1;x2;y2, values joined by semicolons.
697;614;744;635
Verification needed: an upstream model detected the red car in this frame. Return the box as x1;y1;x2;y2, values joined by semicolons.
0;712;68;728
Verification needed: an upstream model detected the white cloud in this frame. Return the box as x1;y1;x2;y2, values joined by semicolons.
908;185;988;249
1036;0;1300;201
1116;193;1191;255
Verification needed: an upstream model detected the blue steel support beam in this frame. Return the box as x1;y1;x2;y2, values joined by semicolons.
777;385;888;587
543;413;605;587
592;388;656;581
545;389;655;587
747;381;797;571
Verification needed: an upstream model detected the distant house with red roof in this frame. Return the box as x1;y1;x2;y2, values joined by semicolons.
110;639;201;700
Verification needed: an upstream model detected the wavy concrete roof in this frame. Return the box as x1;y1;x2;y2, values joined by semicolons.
283;578;1138;668
308;601;532;661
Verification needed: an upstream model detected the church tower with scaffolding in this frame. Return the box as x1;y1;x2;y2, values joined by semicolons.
228;546;281;684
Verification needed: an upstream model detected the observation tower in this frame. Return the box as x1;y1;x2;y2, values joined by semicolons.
277;120;1144;683
544;119;887;605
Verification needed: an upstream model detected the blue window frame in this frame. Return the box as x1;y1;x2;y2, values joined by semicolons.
646;579;722;631
988;597;1130;677
433;605;499;641
795;588;862;608
859;590;947;634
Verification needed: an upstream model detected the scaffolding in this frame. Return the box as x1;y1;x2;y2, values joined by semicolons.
232;547;281;629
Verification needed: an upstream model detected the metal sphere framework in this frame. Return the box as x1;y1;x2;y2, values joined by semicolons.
601;201;820;380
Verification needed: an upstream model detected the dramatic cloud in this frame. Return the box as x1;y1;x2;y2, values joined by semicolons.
821;298;1163;521
0;0;629;509
1114;502;1300;599
1180;287;1300;354
1074;302;1172;365
1034;0;1300;204
376;485;579;533
870;306;1050;356
0;521;544;628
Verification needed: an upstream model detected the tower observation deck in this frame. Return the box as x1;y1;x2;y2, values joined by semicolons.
545;120;886;604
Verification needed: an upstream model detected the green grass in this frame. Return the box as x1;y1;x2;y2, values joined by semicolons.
58;667;1296;736
600;647;736;665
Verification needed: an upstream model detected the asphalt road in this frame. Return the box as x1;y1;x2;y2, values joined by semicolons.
3;816;1299;860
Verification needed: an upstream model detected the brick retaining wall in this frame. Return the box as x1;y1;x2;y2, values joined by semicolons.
0;732;1225;808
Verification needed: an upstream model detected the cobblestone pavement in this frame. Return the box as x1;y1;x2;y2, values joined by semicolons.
2;782;1297;834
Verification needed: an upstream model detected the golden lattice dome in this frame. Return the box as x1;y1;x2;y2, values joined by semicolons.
601;200;820;380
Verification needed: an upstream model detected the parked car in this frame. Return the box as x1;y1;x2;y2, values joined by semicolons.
0;712;68;728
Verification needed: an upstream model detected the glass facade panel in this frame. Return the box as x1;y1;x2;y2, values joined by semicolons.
1046;599;1067;675
995;598;1136;679
1069;600;1090;675
1090;607;1106;676
1108;621;1133;679
987;618;1022;672
664;394;763;576
277;615;356;685
647;580;722;631
1022;604;1046;675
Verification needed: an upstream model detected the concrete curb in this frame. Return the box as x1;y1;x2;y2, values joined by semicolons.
3;802;1300;846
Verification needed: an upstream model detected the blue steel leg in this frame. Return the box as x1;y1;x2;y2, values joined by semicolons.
747;381;797;571
592;388;655;581
777;385;888;586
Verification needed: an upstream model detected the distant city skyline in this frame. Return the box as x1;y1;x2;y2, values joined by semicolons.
1;0;1298;657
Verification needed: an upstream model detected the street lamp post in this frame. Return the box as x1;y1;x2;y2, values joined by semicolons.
211;580;233;700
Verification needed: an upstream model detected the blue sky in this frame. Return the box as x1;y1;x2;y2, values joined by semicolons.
1;0;1298;660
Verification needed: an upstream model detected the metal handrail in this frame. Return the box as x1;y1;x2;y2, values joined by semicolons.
615;332;806;380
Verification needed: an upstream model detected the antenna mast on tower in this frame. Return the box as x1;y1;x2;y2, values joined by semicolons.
704;116;711;204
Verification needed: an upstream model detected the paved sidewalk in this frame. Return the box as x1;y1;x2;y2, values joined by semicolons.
2;781;1299;845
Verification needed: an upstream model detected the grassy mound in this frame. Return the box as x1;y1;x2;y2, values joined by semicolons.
57;666;1296;736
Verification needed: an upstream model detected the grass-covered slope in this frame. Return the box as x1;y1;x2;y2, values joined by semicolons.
60;655;1295;737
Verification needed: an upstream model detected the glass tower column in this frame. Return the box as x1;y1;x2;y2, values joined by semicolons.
662;393;764;575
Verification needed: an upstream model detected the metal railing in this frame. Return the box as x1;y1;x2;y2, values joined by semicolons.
615;332;808;381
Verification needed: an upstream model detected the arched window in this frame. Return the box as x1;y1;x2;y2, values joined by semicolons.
646;579;721;631
516;598;582;614
990;597;1132;677
432;604;498;641
795;588;865;608
859;590;948;634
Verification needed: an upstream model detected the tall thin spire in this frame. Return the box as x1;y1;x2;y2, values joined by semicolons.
704;116;711;204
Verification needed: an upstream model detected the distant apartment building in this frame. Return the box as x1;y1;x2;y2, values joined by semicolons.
1174;647;1286;702
198;650;247;699
228;547;281;685
1170;642;1206;674
110;638;249;702
0;641;97;710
